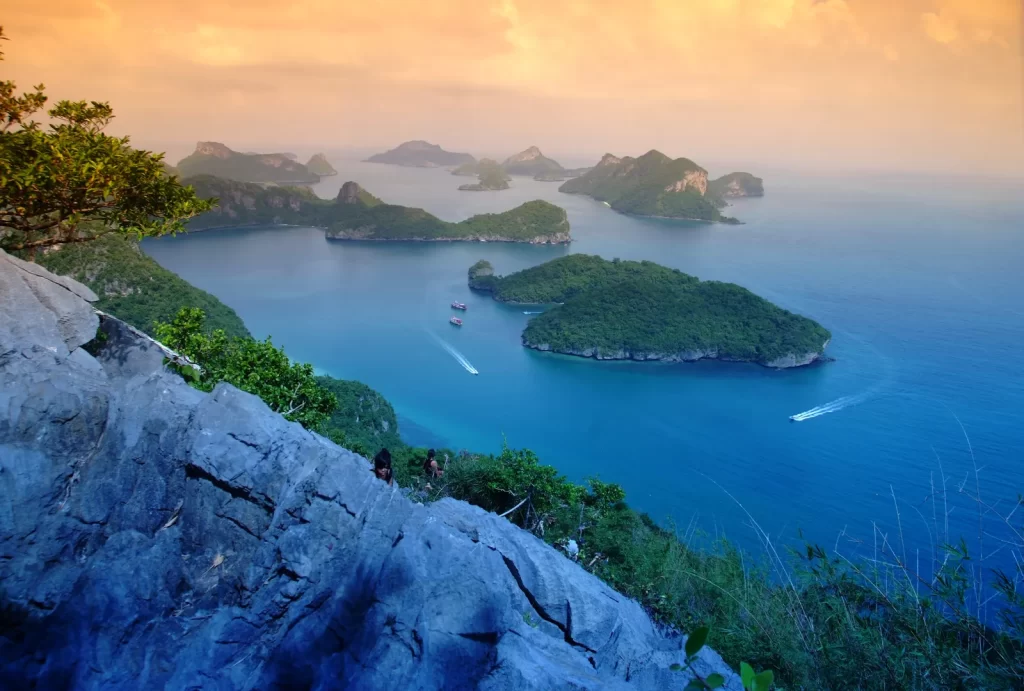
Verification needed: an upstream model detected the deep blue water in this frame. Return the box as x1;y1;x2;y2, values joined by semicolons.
145;160;1024;577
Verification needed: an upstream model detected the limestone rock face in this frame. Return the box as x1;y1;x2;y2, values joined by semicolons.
0;254;738;689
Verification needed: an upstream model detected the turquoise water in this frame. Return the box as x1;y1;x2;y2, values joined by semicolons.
145;160;1024;571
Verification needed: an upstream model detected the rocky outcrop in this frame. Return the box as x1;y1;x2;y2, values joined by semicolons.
501;147;564;177
365;141;475;168
523;342;828;369
0;251;737;689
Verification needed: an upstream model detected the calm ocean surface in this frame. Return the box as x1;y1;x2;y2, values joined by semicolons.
144;159;1024;570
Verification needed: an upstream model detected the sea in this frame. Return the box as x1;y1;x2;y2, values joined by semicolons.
144;157;1024;580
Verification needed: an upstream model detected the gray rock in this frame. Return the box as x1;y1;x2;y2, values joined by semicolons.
0;254;740;689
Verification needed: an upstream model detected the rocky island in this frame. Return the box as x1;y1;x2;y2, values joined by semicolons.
176;142;321;184
182;176;569;243
707;172;764;200
502;145;565;178
328;182;568;242
305;152;338;176
458;159;511;191
559;150;763;223
365;140;475;168
469;255;830;368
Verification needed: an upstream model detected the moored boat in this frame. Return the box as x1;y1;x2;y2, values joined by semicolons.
450;317;463;326
451;301;467;310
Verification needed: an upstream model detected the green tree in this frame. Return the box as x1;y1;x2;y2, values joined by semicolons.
0;27;212;254
155;307;337;430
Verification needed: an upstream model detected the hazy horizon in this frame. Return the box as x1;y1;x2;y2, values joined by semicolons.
5;0;1023;177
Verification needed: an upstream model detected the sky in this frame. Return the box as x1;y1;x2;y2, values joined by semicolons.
3;0;1023;175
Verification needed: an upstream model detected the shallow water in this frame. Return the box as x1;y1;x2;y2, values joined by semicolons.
145;159;1024;572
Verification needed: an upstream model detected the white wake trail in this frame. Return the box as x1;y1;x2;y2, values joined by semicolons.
429;333;479;375
790;392;870;422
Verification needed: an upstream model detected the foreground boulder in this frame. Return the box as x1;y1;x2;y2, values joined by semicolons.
0;250;738;689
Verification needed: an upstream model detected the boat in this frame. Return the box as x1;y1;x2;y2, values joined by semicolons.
789;415;799;422
451;301;467;310
449;317;463;326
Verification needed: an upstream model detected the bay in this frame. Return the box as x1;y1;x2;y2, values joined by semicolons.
144;158;1024;571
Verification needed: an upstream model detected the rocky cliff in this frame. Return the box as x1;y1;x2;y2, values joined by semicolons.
0;250;737;689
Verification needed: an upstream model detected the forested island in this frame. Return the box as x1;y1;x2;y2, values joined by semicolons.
365;140;475;167
559;150;763;223
182;176;569;243
176;142;321;184
469;255;830;367
707;171;764;199
305;153;337;176
458;158;510;191
327;182;568;242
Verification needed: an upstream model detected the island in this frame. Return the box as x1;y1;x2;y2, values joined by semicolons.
558;150;764;223
458;159;511;191
327;182;568;243
502;146;565;177
364;140;475;168
450;161;481;176
467;255;830;368
707;172;764;200
305;153;338;177
182;175;570;244
176;142;320;184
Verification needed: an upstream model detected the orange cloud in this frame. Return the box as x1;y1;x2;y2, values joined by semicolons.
2;0;1021;175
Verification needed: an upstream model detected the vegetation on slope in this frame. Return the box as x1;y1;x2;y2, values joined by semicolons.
707;172;764;200
501;146;564;177
559;150;733;223
470;255;830;364
315;375;402;452
183;175;323;230
36;234;249;338
176;142;320;184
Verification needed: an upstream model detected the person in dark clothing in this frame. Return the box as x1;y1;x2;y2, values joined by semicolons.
372;448;394;486
423;448;443;480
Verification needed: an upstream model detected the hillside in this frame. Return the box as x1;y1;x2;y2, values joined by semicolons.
470;254;830;367
559;151;740;222
176;142;320;184
305;153;338;176
35;234;250;338
502;146;565;177
316;375;402;452
327;183;569;243
365;140;475;167
183;175;324;230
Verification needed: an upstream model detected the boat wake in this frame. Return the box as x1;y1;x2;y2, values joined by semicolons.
430;333;479;375
790;392;871;422
523;311;542;315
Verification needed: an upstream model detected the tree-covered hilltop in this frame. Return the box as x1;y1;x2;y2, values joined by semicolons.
458;158;511;191
183;175;324;229
707;172;764;201
176;142;320;184
315;376;402;452
559;150;742;223
502;146;564;177
327;183;570;243
35;234;250;339
470;254;830;367
365;140;475;168
305;153;338;177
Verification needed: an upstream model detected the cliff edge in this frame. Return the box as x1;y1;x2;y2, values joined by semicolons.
0;251;737;688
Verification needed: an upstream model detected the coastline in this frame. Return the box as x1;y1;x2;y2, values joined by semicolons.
522;341;829;369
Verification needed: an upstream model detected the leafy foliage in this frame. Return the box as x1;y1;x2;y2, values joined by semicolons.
471;255;831;364
155;308;335;430
559;150;726;221
0;29;212;252
315;375;401;455
35;234;249;338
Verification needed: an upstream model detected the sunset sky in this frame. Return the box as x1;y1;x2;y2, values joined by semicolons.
4;0;1022;175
